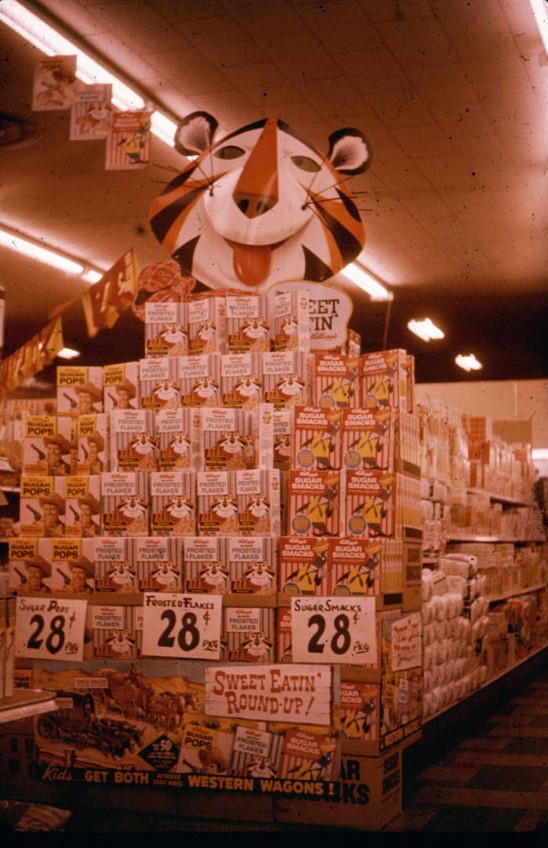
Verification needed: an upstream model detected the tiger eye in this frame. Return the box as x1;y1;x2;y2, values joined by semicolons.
291;155;321;172
215;145;245;160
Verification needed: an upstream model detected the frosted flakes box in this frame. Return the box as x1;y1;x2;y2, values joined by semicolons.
101;471;150;536
56;365;104;418
312;352;360;408
224;536;277;595
270;288;310;352
38;537;95;594
261;350;313;409
278;536;330;595
149;470;196;536
230;725;284;778
109;409;158;472
196;470;239;536
183;536;227;593
76;413;110;475
103;361;140;412
222;606;275;663
341;407;394;472
220;352;263;411
256;403;293;471
278;729;338;780
177;353;222;408
199;406;255;471
132;535;183;592
341;469;397;539
65;475;101;537
187;291;226;355
19;475;67;538
292;405;343;471
235;468;281;536
92;603;140;659
287;469;340;538
144;300;188;357
93;536;136;593
225;292;270;353
360;348;411;411
139;356;181;410
335;680;380;741
22;414;76;477
155;407;200;470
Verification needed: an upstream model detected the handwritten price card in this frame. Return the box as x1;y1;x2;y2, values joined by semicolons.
141;593;222;660
290;596;377;664
15;596;87;662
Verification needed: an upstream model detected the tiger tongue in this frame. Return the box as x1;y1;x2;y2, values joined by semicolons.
232;242;272;287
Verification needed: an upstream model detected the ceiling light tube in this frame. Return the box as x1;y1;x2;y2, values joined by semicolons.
529;0;548;55
407;318;445;341
56;346;81;360
455;353;483;372
0;225;103;280
341;263;393;301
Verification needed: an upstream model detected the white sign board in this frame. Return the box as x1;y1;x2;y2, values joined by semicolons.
290;596;377;664
141;592;222;660
15;596;87;662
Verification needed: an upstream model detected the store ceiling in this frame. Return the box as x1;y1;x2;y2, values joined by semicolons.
1;0;547;390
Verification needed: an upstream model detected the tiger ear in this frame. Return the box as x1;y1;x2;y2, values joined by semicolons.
327;128;372;175
174;111;219;156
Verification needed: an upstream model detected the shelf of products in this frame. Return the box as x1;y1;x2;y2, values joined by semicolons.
0;690;58;725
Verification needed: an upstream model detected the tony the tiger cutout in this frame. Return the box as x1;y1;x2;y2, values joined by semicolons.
148;112;371;292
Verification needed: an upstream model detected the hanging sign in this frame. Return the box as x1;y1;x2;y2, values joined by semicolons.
141;592;222;660
290;596;377;664
15;596;86;662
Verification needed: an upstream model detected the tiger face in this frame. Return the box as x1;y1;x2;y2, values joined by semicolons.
149;112;371;292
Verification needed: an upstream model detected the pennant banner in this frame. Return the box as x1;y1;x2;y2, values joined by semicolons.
80;248;138;338
0;316;64;397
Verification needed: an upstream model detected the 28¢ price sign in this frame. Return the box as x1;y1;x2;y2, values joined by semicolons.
141;593;222;660
290;596;377;664
15;597;87;662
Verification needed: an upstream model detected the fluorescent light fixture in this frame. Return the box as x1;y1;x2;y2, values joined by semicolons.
57;346;80;360
530;0;548;54
407;318;445;342
0;225;103;281
341;263;393;301
455;353;483;372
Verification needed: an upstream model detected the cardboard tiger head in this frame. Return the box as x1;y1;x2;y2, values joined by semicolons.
149;112;371;292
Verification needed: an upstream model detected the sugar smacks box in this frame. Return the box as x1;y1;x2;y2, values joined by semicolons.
56;365;104;418
187;291;226;355
335;680;381;742
225;292;270;353
144;299;188;357
196;470;239;536
103;361;140;412
256;403;293;472
93;537;136;593
224;535;277;595
292;405;343;471
222;606;275;662
22;414;76;477
262;350;313;409
360;348;411;411
92;603;140;659
270;288;310;352
341;407;394;471
155;407;200;470
199;406;255;471
341;469;397;539
38;537;96;594
183;535;227;593
235;468;281;536
287;469;341;538
220;352;263;411
278;536;330;595
19;475;66;538
312;352;360;408
101;471;150;536
76;413;110;475
133;536;183;592
109;408;158;472
177;353;222;408
278;729;338;780
139;356;181;410
276;607;293;662
329;536;403;596
149;470;196;536
65;474;101;537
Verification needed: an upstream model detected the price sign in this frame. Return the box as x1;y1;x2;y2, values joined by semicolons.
141;593;222;660
15;597;87;662
290;596;377;664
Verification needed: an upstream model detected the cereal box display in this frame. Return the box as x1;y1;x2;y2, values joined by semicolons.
93;536;136;593
155;407;200;470
19;475;67;538
64;474;101;537
220;352;263;411
177;353;222;408
292;405;343;471
341;407;394;471
230;726;285;777
149;470;196;536
262;350;313;408
103;361;140;411
7;537;40;594
199;407;255;471
341;470;397;539
76;413;110;475
278;729;338;780
256;403;293;471
22;414;76;477
270;288;310;352
56;365;104;418
187;291;226;355
329;537;404;596
223;606;275;662
312;352;360;408
37;537;96;594
276;606;294;662
101;471;150;536
92;603;141;659
278;536;331;595
132;536;183;592
225;292;270;353
287;469;340;538
109;409;158;472
144;300;188;357
183;536;227;593
336;680;380;742
360;349;412;412
234;468;281;536
196;470;239;536
224;536;277;595
139;356;181;410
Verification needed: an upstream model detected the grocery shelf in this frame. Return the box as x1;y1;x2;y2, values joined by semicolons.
0;689;58;725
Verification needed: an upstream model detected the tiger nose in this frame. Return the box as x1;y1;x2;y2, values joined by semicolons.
233;118;279;218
